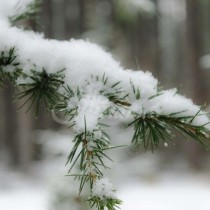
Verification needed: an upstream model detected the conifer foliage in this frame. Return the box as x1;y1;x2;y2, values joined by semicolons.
0;1;210;209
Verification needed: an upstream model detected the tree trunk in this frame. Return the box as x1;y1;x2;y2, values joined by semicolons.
0;89;6;157
184;0;205;169
42;0;53;38
16;100;33;171
3;82;19;166
185;0;205;103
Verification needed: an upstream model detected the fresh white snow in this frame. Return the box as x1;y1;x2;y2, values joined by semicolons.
92;178;116;199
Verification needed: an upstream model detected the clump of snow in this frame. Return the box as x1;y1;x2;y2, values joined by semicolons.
128;88;210;130
92;178;116;199
75;95;110;132
122;69;158;100
63;39;124;88
0;23;124;85
150;89;210;129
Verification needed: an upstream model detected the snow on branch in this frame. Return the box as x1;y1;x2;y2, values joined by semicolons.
0;1;210;210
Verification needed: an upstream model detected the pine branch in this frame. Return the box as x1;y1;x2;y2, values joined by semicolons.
88;196;122;210
16;69;64;116
0;71;6;87
52;86;80;126
90;75;131;116
0;48;18;67
128;112;210;151
0;47;20;86
65;118;123;209
66;128;113;194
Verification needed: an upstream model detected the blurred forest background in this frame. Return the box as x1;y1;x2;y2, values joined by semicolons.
0;0;210;171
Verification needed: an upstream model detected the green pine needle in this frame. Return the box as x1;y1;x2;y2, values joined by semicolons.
88;196;122;210
0;71;6;87
66;127;120;195
0;47;18;67
52;86;80;125
91;74;131;108
128;112;210;151
16;69;64;116
0;47;20;87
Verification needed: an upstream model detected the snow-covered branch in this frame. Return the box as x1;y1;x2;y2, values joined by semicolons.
0;1;210;210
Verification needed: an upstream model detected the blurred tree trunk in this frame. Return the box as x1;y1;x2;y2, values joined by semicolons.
42;0;53;38
3;82;19;166
2;83;33;170
16;100;33;171
0;89;6;157
112;11;159;74
135;15;159;74
185;0;205;103
78;0;86;33
184;0;206;169
200;0;210;103
136;11;159;75
157;4;173;85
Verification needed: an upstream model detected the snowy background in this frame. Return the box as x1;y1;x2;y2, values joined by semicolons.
1;130;210;210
